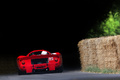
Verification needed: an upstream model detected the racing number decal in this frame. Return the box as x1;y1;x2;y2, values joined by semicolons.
49;57;54;61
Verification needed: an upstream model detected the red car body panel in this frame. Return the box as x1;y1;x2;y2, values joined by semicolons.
17;50;63;73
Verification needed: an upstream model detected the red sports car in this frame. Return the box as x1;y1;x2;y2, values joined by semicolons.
17;50;63;75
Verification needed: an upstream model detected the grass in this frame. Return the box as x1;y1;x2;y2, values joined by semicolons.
102;68;117;74
85;66;101;73
84;66;120;74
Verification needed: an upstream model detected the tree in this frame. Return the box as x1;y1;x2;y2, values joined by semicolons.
86;0;120;38
87;0;120;38
87;11;120;38
102;11;120;36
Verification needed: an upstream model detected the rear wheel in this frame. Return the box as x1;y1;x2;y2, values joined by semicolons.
18;69;26;75
56;65;63;72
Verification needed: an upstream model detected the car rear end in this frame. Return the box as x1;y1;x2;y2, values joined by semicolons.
17;54;63;74
31;58;49;72
31;55;63;73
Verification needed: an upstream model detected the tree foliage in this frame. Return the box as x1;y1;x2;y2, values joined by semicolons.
87;9;120;38
102;11;120;36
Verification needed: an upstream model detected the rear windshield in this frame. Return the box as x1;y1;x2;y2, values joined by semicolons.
29;51;49;56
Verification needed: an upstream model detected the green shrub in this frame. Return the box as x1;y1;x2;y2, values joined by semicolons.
85;66;101;73
84;65;119;74
101;68;117;74
87;11;120;38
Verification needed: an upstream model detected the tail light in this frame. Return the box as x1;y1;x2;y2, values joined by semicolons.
22;61;25;65
55;58;58;62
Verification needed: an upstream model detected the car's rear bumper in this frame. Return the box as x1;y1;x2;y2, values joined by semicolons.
32;68;49;73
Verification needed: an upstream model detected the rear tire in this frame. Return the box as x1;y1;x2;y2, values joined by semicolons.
56;65;63;73
18;69;26;75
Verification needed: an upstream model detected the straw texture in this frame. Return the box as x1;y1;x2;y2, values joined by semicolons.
78;35;120;70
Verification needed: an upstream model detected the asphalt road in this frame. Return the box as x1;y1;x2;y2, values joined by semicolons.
0;70;120;80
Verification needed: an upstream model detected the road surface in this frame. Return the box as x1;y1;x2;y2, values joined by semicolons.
0;70;120;80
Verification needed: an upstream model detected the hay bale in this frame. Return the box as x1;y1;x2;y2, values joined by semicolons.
78;35;120;70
